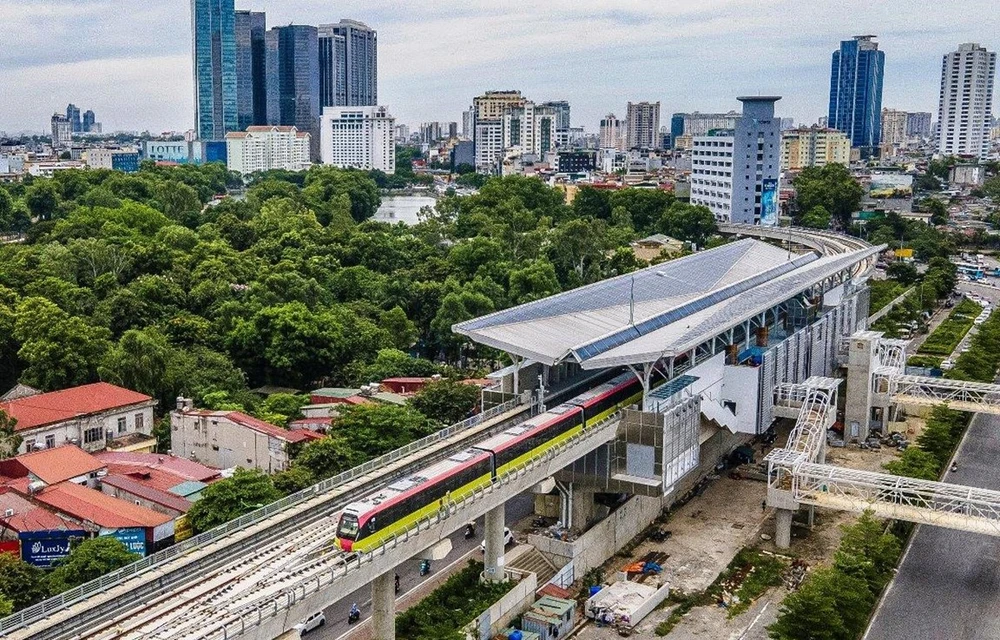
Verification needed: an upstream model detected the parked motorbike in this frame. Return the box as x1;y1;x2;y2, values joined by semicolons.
419;559;431;576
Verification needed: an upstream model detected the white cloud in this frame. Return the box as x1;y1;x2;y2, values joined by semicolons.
1;0;997;132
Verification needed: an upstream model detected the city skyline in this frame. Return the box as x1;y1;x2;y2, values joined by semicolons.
2;1;999;134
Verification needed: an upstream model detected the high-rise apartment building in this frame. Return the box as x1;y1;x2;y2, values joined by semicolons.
690;97;782;225
599;114;623;150
937;43;996;159
235;10;267;129
625;101;660;149
828;35;885;155
542;100;571;146
502;102;557;156
50;114;71;146
880;108;909;146
320;106;395;173
461;107;474;139
265;25;320;159
191;0;238;140
318;20;377;107
473;90;526;172
66;104;82;134
780;126;851;170
906;112;932;138
225;125;311;174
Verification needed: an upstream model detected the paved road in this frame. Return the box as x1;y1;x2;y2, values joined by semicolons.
864;412;1000;640
307;492;535;639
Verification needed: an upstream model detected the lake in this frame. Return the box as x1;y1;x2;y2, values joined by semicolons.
374;195;438;226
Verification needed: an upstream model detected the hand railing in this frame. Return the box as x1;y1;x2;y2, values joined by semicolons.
0;396;528;635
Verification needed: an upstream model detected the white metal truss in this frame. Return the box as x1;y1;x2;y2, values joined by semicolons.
887;374;1000;415
875;338;908;375
767;379;839;468
792;462;1000;535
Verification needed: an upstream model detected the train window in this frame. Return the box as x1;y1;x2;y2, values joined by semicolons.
337;514;360;539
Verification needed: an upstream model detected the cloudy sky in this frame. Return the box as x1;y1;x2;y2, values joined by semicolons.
2;0;998;134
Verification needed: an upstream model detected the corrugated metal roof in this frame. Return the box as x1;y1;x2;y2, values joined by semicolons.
454;239;878;369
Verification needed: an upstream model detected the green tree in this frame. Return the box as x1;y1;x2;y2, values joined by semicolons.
187;468;283;534
885;262;919;286
381;306;418;350
883;447;941;480
0;186;14;232
799;205;831;229
410;379;480;425
657;202;717;247
342;349;438;386
13;297;112;390
793;164;864;229
331;403;434;458
272;466;317;495
293;436;362;480
983;174;1000;201
47;538;140;594
24;181;61;220
508;260;561;305
303;166;381;223
915;405;964;468
0;595;11;617
0;409;23;459
768;567;873;640
833;511;901;595
0;553;48;611
924;198;949;226
98;327;171;400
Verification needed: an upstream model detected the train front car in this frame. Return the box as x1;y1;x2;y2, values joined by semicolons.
335;507;363;552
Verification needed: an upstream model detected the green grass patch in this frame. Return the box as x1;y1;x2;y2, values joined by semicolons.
917;298;980;356
906;354;943;368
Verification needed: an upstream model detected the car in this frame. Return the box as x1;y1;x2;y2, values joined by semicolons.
293;612;326;634
481;527;515;551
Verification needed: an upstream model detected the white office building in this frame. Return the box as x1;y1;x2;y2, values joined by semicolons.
320;106;396;173
502;102;558;157
690;96;782;226
225;125;311;175
937;43;996;160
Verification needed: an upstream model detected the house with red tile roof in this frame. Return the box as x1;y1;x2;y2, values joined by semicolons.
170;400;323;473
1;382;157;456
0;445;106;488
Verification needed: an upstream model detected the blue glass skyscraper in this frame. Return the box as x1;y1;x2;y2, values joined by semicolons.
265;25;320;158
828;35;884;155
191;0;238;140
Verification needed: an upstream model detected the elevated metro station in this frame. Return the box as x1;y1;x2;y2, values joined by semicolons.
456;236;881;521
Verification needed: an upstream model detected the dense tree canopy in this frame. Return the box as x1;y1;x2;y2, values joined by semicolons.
793;164;864;229
47;538;141;594
187;468;283;534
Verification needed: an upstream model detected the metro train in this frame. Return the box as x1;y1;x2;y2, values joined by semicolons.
335;370;646;553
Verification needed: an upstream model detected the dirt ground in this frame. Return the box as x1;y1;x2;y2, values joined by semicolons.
570;411;928;640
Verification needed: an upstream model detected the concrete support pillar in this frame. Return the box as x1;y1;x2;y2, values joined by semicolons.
775;508;794;549
483;504;505;582
807;505;815;528
845;333;877;440
372;571;395;640
570;484;597;530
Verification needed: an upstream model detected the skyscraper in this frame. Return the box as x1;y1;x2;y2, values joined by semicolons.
937;43;996;160
828;35;884;156
66;104;82;133
625;101;661;150
82;110;97;133
191;0;238;140
472;90;526;172
542;100;571;147
235;10;267;129
51;114;71;147
318;20;377;107
265;25;320;159
906;112;932;138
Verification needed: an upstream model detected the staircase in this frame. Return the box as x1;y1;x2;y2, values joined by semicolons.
506;546;559;586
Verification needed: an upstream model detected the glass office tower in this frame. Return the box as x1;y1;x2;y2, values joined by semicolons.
235;10;267;129
191;0;238;140
265;25;320;158
828;35;885;156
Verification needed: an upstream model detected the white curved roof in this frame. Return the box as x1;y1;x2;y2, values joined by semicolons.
454;238;880;368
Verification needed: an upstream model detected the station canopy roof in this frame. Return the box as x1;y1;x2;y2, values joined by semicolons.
454;238;879;369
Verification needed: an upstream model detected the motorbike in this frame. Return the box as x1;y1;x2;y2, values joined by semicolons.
951;462;959;473
419;559;431;576
464;522;476;539
348;605;361;625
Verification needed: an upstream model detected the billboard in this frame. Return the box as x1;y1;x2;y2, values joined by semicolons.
760;178;778;226
108;528;147;556
869;172;913;198
20;530;86;568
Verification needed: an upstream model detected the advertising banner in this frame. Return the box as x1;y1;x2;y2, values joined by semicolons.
0;540;19;557
108;528;147;556
20;531;86;568
760;178;778;226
